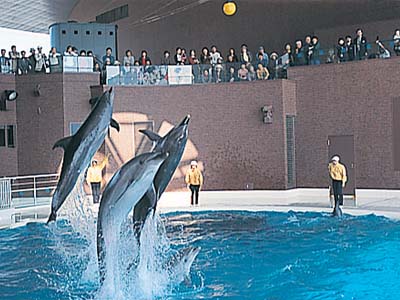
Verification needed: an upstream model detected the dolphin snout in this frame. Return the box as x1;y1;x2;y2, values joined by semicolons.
180;115;191;126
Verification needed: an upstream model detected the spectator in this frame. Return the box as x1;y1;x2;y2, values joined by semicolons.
226;66;238;82
34;46;47;73
199;47;211;65
294;40;305;66
240;44;252;64
64;45;77;57
174;47;183;65
201;69;212;84
188;49;199;64
354;28;368;60
181;48;188;65
87;50;94;57
238;63;248;81
393;29;400;56
214;57;224;83
123;49;135;66
304;35;312;64
210;45;222;65
337;38;346;62
139;50;150;65
256;53;267;67
72;47;79;56
268;52;279;79
310;36;321;65
256;63;269;80
345;36;355;61
0;49;10;73
79;50;87;56
247;65;257;81
94;62;101;72
283;43;294;66
257;46;269;66
28;48;36;73
227;48;238;63
376;38;391;59
9;45;20;74
102;47;115;65
48;47;61;73
161;50;171;65
18;50;30;74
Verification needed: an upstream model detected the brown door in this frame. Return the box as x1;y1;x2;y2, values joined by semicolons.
328;135;355;196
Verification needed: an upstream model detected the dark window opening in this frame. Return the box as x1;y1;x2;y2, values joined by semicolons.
98;31;102;35
0;126;6;147
110;32;114;36
7;125;15;148
86;31;90;35
96;4;129;23
61;30;66;34
74;30;78;35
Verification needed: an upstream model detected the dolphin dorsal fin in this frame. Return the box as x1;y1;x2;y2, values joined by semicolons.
139;129;161;142
52;136;73;150
110;118;120;132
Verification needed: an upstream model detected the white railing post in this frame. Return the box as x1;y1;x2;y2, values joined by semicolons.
33;176;37;206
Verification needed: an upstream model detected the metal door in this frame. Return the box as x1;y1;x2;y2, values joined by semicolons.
328;135;356;197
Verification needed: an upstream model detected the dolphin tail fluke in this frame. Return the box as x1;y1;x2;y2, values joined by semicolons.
47;211;57;224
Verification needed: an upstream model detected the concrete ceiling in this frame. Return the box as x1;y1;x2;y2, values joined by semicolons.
0;0;400;34
0;0;79;33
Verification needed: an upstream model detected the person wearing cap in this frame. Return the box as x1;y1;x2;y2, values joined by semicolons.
34;46;47;73
328;155;347;214
185;161;204;205
86;154;110;204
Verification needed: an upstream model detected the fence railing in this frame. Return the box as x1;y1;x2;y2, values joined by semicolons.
0;173;59;209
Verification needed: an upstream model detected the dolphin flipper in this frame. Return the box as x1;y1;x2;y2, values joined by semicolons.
139;129;161;142
52;136;73;150
110;118;120;132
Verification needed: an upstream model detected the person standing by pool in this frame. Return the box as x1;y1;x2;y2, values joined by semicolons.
185;160;203;205
86;154;109;204
328;155;347;216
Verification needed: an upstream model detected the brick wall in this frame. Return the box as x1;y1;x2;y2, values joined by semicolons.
289;56;400;189
0;74;17;176
96;80;293;190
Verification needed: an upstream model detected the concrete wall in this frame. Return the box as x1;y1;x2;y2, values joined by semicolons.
0;75;18;176
289;56;400;189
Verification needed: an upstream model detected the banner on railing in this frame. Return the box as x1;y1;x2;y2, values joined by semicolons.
63;57;94;73
106;66;120;85
168;65;193;85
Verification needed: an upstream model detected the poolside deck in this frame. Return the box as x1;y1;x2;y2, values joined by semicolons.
1;188;400;228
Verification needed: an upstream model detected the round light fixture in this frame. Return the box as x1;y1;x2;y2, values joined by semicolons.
223;1;237;16
4;90;18;101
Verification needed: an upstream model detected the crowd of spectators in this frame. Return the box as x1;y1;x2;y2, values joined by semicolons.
1;28;400;84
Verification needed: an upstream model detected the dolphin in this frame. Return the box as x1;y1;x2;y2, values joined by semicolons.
133;115;190;237
166;246;200;286
47;88;120;223
97;151;168;284
332;199;343;217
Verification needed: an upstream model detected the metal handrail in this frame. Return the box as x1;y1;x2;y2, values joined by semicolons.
0;173;59;209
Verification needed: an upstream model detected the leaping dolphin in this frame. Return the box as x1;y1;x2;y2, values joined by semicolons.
166;246;200;286
47;88;120;223
133;115;190;237
97;151;168;284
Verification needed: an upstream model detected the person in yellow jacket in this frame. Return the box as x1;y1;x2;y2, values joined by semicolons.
185;160;203;205
328;155;347;215
86;154;109;204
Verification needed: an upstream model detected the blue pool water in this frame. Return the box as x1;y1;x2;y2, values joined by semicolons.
0;211;400;300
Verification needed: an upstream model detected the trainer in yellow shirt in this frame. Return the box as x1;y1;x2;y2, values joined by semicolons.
185;160;203;205
328;155;347;213
86;154;109;203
